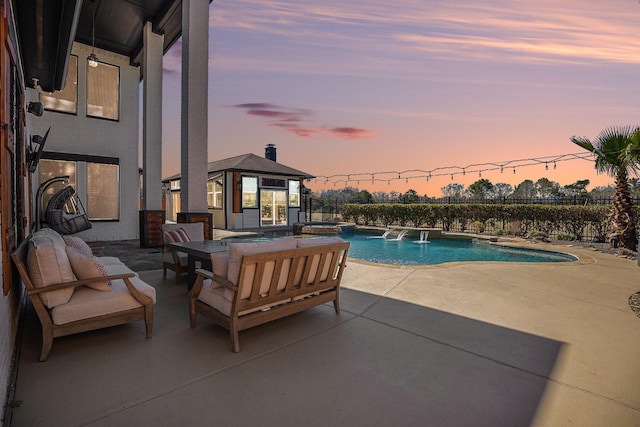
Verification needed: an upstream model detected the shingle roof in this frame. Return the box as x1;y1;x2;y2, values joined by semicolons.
163;153;314;181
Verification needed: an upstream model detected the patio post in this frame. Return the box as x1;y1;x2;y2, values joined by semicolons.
179;0;211;235
140;21;165;247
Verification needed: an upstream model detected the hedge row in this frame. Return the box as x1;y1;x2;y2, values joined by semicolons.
341;204;621;241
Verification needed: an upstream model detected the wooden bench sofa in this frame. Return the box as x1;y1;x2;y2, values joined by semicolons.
189;236;350;352
12;228;156;361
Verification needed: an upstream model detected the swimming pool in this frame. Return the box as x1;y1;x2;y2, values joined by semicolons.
342;233;577;266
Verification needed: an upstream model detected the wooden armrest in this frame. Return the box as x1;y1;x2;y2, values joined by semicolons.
121;277;154;306
195;269;237;291
195;268;214;279
189;269;238;299
212;275;237;291
27;273;136;295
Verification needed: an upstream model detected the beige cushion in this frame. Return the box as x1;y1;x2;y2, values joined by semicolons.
97;256;126;266
66;246;112;291
296;236;345;248
51;277;156;325
210;252;229;278
161;223;205;243
197;278;290;316
197;279;235;315
162;223;204;270
26;236;75;308
32;228;66;248
227;239;298;300
295;237;345;283
103;263;137;277
227;238;297;284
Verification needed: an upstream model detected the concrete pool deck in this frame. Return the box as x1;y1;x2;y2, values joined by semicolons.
8;239;640;426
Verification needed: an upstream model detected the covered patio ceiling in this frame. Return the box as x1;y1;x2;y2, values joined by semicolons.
14;0;213;93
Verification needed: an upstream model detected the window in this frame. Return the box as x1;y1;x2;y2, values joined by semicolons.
289;180;300;207
87;61;119;120
169;192;180;222
207;176;223;208
41;55;77;114
170;180;180;190
40;156;120;222
261;177;286;188
39;160;77;222
87;163;119;220
242;176;258;208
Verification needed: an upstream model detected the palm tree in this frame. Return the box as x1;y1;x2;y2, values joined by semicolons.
571;125;640;252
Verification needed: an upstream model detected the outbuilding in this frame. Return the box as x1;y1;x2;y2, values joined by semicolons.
163;145;313;230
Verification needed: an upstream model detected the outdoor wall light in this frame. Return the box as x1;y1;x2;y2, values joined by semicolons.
27;102;43;117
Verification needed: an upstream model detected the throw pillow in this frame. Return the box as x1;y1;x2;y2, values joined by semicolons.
63;235;93;256
166;228;191;243
65;246;112;291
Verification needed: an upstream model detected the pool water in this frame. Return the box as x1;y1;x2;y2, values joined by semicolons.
342;233;577;266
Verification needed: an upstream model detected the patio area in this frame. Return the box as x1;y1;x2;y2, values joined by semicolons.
7;240;640;426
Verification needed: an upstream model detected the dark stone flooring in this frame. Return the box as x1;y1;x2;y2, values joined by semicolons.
91;240;164;271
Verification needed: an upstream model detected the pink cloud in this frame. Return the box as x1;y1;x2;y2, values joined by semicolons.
271;122;321;137
328;127;374;140
234;103;311;121
230;102;373;140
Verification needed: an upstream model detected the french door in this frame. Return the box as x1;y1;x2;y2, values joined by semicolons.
260;190;287;226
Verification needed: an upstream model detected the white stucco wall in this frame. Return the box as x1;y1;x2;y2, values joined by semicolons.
29;43;141;242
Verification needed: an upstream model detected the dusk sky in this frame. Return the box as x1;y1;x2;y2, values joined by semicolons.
159;0;640;196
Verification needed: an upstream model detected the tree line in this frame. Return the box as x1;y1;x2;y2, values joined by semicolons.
311;178;640;204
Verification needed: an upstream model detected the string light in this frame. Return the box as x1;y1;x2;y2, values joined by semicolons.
313;152;593;188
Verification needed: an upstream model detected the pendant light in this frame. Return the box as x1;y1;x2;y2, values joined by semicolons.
87;0;99;67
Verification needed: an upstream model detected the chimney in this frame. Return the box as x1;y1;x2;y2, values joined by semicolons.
265;144;277;162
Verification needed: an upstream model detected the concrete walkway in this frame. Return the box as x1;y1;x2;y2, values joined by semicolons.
8;241;640;426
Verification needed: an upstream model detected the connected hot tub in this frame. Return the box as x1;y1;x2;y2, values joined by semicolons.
293;222;356;235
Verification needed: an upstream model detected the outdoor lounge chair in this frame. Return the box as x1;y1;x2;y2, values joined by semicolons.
161;222;205;285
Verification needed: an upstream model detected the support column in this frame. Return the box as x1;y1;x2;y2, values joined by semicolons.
142;21;164;210
140;21;165;248
180;0;209;213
